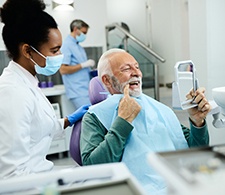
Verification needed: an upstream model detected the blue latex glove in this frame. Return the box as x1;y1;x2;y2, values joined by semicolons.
67;104;90;126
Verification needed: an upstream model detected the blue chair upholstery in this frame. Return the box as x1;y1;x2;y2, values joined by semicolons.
69;76;108;165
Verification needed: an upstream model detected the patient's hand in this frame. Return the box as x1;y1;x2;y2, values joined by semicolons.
186;87;211;127
118;84;141;123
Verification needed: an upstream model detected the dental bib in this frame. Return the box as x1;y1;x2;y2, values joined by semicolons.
88;93;188;194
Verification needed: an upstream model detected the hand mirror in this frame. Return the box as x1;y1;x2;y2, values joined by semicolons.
172;60;199;110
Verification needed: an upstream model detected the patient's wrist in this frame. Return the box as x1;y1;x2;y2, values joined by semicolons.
189;117;205;127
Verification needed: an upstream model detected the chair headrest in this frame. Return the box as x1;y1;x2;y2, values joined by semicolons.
88;77;108;105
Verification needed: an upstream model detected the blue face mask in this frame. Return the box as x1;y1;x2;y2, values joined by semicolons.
76;32;86;42
30;46;64;76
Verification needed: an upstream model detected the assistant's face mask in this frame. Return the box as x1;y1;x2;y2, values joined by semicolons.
76;31;86;42
30;46;64;76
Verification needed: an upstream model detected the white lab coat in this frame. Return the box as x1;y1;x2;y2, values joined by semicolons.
0;61;64;179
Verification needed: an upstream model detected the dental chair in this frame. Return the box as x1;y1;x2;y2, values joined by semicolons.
69;76;108;165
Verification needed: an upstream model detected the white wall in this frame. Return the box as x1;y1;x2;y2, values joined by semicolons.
105;0;190;85
0;0;108;50
49;0;108;49
106;0;150;45
189;0;225;97
150;0;190;84
0;0;186;91
105;0;190;86
189;0;225;145
147;0;225;146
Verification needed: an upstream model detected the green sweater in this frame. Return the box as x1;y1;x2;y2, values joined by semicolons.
80;112;209;165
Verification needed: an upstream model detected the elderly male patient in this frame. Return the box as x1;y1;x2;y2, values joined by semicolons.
80;48;211;194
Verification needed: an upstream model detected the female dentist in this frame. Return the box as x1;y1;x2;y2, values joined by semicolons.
0;0;89;179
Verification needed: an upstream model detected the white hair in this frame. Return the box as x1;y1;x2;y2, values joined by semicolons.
97;48;126;83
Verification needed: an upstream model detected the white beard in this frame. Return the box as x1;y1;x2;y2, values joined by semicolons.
111;76;142;97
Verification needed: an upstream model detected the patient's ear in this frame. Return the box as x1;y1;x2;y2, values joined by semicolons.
102;75;112;87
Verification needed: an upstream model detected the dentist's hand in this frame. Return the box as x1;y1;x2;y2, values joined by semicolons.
118;84;141;123
81;59;95;68
66;104;90;127
186;87;211;127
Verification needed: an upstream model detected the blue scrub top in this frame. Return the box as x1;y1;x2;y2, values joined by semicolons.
61;35;90;99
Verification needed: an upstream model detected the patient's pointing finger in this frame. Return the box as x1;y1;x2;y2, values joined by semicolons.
123;84;130;97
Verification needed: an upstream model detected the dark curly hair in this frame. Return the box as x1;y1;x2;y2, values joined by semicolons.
0;0;58;60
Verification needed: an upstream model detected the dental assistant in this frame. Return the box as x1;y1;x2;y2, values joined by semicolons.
0;0;88;179
60;19;95;110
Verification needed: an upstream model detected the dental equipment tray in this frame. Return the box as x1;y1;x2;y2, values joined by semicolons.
148;145;225;195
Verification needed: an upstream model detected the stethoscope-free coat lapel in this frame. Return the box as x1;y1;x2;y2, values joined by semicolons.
7;61;56;122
